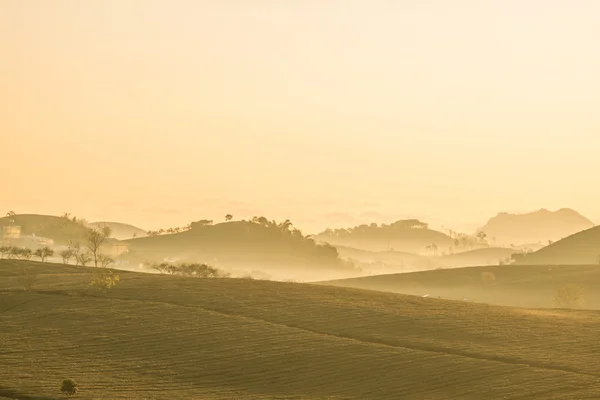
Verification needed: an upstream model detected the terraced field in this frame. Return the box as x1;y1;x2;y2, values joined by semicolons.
321;264;600;309
2;260;600;399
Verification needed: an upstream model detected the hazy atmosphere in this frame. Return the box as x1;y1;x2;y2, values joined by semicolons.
2;1;599;233
2;2;600;399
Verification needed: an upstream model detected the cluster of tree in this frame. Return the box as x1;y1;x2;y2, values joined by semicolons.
151;262;230;278
319;219;430;238
444;230;492;252
146;224;193;237
0;245;55;262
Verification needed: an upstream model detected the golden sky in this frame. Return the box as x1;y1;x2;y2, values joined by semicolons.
1;1;599;232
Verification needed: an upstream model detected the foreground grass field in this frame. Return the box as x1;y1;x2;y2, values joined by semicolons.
321;264;600;309
2;260;600;399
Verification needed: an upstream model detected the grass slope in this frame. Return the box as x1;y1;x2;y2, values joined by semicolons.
321;264;600;309
513;226;600;265
2;261;600;399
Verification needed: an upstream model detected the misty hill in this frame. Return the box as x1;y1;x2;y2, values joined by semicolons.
123;220;356;279
2;260;600;399
0;214;89;245
478;208;594;246
436;247;517;268
315;219;454;253
320;264;600;309
511;226;600;265
88;221;147;240
334;245;430;269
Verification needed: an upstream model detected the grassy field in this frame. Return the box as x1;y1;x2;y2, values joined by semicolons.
2;260;600;399
321;264;600;309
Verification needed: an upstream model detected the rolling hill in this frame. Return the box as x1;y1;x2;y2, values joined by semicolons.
478;208;594;246
320;264;600;309
334;245;431;272
122;220;358;281
2;260;600;399
88;221;147;240
435;247;517;268
511;225;600;265
315;219;454;253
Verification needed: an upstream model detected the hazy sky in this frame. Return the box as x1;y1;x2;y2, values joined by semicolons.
1;1;599;232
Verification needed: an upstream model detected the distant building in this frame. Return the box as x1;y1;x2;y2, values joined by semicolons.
2;225;21;239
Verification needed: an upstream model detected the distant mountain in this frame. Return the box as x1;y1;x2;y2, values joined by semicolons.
478;208;594;246
88;221;147;240
512;226;600;265
0;214;89;245
314;219;454;253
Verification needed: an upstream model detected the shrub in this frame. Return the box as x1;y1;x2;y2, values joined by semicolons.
553;284;585;308
89;268;120;292
150;262;229;278
60;379;78;397
60;379;79;397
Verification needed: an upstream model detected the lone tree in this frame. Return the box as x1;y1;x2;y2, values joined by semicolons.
60;249;74;264
18;248;33;260
225;214;233;222
86;228;110;268
60;379;78;397
98;254;114;268
75;251;92;267
34;247;54;262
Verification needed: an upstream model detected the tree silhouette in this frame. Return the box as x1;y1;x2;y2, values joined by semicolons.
34;247;54;262
225;214;233;222
86;228;109;267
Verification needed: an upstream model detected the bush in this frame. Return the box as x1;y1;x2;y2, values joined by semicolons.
553;284;585;308
60;379;78;397
89;268;120;292
150;262;229;278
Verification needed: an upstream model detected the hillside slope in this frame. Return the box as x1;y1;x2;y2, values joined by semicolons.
479;208;594;246
321;264;600;309
512;226;600;265
0;214;89;245
436;247;517;267
2;261;600;399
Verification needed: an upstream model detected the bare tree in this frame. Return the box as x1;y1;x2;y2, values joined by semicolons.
76;251;92;267
86;228;109;267
34;247;54;262
98;254;114;268
60;249;74;264
19;248;33;260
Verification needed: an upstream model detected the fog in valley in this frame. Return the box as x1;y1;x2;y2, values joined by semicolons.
1;1;600;399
